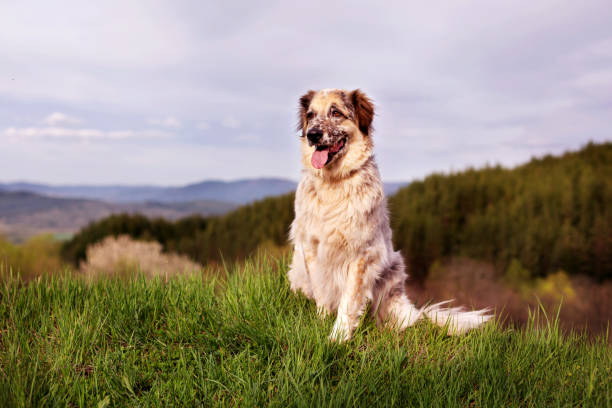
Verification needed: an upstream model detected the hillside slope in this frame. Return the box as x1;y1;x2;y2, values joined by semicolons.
389;141;612;281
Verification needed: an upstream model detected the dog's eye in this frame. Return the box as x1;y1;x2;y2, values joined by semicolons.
306;111;315;120
331;110;343;118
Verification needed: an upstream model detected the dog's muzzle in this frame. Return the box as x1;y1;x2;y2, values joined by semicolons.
307;129;323;145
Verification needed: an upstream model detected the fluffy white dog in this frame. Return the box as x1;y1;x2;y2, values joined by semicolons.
288;88;491;342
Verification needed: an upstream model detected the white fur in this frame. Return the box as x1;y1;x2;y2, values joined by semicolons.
288;89;492;342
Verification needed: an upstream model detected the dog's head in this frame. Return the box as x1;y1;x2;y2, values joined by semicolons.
297;89;375;178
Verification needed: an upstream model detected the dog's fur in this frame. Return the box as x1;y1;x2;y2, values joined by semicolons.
288;88;491;342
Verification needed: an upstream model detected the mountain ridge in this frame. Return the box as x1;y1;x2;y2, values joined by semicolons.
0;190;235;241
0;177;408;204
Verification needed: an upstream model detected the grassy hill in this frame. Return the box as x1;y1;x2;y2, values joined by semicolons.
0;257;610;407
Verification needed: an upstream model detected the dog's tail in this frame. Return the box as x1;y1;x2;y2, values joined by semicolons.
421;300;492;335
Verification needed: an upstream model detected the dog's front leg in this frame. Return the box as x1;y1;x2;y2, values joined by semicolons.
287;241;316;299
329;258;370;342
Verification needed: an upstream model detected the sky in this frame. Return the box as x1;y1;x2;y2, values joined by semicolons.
1;0;611;185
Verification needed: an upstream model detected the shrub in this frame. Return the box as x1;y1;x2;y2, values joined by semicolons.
0;234;63;280
80;235;202;279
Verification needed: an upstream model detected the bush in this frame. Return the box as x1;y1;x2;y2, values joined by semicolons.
80;235;203;279
0;234;63;280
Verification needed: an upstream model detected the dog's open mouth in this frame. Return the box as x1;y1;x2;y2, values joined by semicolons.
311;138;346;169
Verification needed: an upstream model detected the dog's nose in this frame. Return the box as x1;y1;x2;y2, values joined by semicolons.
307;129;323;144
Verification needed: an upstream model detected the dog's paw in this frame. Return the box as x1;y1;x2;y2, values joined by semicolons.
328;318;351;343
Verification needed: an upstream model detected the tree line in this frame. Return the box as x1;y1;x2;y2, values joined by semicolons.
61;193;295;267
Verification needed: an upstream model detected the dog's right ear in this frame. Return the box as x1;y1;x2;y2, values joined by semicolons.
297;90;315;134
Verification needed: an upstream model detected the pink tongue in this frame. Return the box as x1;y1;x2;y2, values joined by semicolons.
311;148;329;169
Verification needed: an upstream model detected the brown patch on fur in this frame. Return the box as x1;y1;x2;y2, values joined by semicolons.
297;90;316;133
305;253;315;267
329;230;350;250
350;89;374;136
357;257;367;275
349;258;368;304
309;237;320;256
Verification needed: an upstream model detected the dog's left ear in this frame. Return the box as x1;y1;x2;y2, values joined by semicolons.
350;89;374;136
297;90;315;133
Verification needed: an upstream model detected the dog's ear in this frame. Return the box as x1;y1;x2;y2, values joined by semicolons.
297;90;316;133
350;89;374;136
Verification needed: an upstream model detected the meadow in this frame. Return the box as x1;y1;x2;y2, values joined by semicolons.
1;256;610;407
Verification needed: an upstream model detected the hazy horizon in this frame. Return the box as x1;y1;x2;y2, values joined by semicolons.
2;1;611;184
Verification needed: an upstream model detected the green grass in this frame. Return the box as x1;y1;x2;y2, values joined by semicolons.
1;257;610;407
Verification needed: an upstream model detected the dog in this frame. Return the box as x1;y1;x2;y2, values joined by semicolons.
288;88;491;342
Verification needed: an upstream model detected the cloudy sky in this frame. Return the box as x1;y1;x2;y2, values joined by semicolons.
1;1;611;185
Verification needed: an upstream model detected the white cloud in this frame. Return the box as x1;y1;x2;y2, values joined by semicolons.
44;112;82;126
221;116;241;129
196;122;210;131
572;69;612;88
2;126;171;141
147;116;181;128
234;133;261;142
570;37;612;61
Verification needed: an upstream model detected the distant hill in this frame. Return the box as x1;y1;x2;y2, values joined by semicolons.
383;182;409;196
0;190;234;241
156;178;297;204
0;178;298;204
0;178;408;204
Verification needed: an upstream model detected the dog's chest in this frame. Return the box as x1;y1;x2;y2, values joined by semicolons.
302;182;355;223
297;177;378;254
